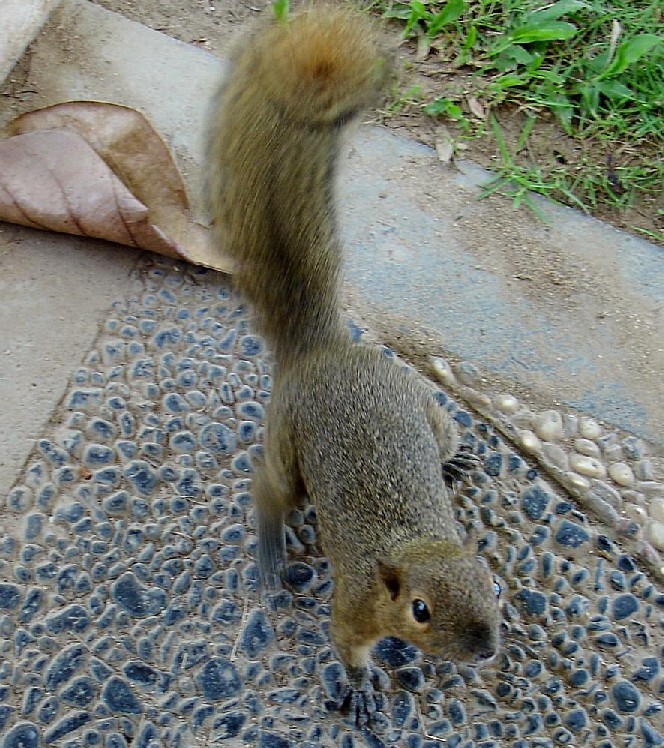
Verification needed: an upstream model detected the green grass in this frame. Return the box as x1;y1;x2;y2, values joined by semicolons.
371;0;663;233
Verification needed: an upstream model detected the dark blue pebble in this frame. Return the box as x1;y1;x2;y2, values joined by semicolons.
609;570;627;590
484;453;503;477
24;513;43;540
392;691;415;728
46;605;89;634
4;721;40;748
555;520;590;548
44;711;91;743
565;708;588;731
55;502;85;523
515;589;548;616
634;657;660;682
237;401;265;421
374;637;420;667
241;609;275;657
454;410;472;427
84;444;114;466
193;704;215;729
522;486;551;520
123;461;158;496
112;572;166;618
200;423;237;455
617;555;637;572
46;643;85;689
134;720;158;748
102;491;128;515
18;588;42;624
446;698;466;726
396;667;425;692
555;501;573;515
123;662;160;687
21;687;43;717
321;663;345;701
171;431;197;452
0;583;20;610
612;680;640;713
642;719;664;747
612;593;639;620
285;562;315;592
197;658;242;701
259;733;294;748
239;335;263;357
105;734;128;748
37;698;58;725
102;677;141;714
61;678;96;707
595;633;620;648
602;708;623;729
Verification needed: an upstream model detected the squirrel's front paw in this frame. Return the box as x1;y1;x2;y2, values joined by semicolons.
442;445;480;488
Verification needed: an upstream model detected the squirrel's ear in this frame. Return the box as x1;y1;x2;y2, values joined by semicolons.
377;560;401;601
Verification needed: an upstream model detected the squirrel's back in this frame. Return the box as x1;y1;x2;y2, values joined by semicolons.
206;8;391;360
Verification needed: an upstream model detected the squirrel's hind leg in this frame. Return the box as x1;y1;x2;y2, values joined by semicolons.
253;410;303;589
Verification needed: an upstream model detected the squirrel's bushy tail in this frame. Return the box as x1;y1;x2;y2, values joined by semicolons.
206;8;391;360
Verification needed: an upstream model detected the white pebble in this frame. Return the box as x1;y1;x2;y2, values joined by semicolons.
430;357;455;385
645;520;664;552
570;454;607;479
651;497;664;524
542;442;569;470
533;410;564;441
562;414;578;437
604;444;624;462
608;462;635;487
493;394;519;414
519;430;542;453
573;438;600;458
624;504;648;522
565;471;591;491
579;417;602;439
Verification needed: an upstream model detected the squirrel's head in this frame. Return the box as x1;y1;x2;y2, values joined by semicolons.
375;539;501;666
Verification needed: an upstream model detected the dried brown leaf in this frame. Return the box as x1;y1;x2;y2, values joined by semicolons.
1;101;232;272
466;96;485;120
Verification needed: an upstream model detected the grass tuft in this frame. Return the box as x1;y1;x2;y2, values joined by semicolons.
372;0;663;236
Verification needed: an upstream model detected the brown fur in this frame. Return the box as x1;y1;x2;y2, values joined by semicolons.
206;6;501;717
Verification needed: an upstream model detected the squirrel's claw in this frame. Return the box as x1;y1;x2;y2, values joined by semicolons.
339;684;377;728
442;445;480;488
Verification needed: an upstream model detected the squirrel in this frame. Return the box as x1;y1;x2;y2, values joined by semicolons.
206;5;502;724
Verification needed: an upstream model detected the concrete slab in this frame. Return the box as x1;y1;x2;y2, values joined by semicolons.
0;0;62;84
0;225;138;498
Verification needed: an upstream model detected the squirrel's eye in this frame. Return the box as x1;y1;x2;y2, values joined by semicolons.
412;598;430;623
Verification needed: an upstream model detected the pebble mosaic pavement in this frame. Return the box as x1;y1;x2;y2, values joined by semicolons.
1;258;663;748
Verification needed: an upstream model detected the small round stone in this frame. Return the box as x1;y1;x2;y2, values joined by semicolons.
533;410;563;441
574;438;600;457
651;497;664;523
519;430;542;453
611;680;640;713
570;454;607;479
608;462;635;487
493;394;519;414
645;521;664;552
579;417;602;439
